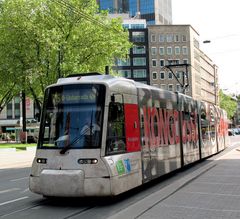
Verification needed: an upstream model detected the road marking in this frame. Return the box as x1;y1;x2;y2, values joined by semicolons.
0;188;20;194
10;177;29;182
0;196;29;206
20;188;29;193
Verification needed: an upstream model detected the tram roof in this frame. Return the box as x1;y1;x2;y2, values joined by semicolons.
55;73;140;89
53;73;168;95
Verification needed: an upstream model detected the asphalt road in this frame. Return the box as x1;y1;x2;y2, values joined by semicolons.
0;165;174;219
0;136;240;219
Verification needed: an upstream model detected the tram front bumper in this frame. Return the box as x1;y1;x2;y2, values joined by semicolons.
29;169;111;197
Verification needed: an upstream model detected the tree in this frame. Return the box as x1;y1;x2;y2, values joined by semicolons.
219;90;237;119
0;0;131;113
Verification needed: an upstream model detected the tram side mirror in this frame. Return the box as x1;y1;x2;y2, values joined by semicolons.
111;94;115;103
109;103;118;121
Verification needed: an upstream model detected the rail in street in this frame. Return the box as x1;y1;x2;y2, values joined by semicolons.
0;136;240;219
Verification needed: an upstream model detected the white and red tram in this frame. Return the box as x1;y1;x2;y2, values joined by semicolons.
29;73;229;197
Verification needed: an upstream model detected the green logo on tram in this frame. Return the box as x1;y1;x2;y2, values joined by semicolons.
116;160;125;175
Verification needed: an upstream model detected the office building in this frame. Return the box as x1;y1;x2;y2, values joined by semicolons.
148;24;219;105
98;0;172;24
114;18;150;84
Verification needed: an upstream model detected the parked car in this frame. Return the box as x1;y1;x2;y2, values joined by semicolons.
233;128;240;135
228;129;235;136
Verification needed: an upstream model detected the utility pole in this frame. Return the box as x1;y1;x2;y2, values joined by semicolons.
163;63;190;94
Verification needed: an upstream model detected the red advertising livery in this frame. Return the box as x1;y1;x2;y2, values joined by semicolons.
29;74;229;197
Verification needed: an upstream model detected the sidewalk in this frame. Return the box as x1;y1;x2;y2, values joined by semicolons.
110;143;240;219
0;147;36;169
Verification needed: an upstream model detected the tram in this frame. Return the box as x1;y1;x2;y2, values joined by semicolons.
29;73;229;197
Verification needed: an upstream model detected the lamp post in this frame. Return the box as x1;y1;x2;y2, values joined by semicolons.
202;40;219;105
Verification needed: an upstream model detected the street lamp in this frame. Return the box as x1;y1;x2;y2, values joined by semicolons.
203;40;211;44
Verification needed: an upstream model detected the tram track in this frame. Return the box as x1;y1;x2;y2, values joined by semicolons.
63;206;96;219
0;198;50;218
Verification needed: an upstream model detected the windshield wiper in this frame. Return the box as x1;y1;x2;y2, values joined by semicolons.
60;110;95;154
59;134;84;154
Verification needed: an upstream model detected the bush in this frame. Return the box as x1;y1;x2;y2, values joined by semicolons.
10;133;15;140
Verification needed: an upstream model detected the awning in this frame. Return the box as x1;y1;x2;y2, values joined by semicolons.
0;119;19;126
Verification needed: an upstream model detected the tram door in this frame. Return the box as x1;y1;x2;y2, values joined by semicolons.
138;88;152;182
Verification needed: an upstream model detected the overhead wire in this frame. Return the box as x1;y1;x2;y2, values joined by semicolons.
51;0;125;34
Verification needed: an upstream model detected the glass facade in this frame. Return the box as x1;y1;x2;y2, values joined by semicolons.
99;0;129;13
113;27;149;84
98;0;172;24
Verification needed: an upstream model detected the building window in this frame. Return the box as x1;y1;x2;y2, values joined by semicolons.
159;34;165;42
151;34;156;42
183;59;188;64
151;47;157;55
176;84;181;92
168;72;173;79
152;72;157;80
131;24;145;29
133;45;146;54
168;84;174;91
160;59;165;67
167;59;173;65
14;96;20;119
166;34;174;42
133;57;146;66
194;38;199;48
182;35;187;42
7;101;13;119
174;59;180;65
175;34;180;42
132;32;145;42
167;47;172;55
175;46;180;55
160;72;165;80
176;71;182;79
159;47;165;55
118;70;131;78
160;84;166;90
122;24;130;29
182;46;188;55
117;58;130;66
133;69;147;78
152;59;157;67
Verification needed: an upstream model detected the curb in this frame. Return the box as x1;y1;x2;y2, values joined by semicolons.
26;146;37;152
0;148;16;152
0;147;36;152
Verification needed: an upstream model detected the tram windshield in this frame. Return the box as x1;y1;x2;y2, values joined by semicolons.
38;84;105;151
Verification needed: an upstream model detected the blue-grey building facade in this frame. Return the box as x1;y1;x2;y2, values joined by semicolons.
113;19;150;84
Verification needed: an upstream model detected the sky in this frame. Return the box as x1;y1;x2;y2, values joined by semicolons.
172;0;240;95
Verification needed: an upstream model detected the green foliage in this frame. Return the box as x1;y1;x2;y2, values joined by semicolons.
0;0;131;111
219;90;237;119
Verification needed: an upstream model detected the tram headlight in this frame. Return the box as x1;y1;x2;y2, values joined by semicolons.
36;158;47;164
78;159;98;164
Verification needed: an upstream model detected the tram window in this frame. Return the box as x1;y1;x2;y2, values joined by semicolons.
106;102;126;154
201;107;208;140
